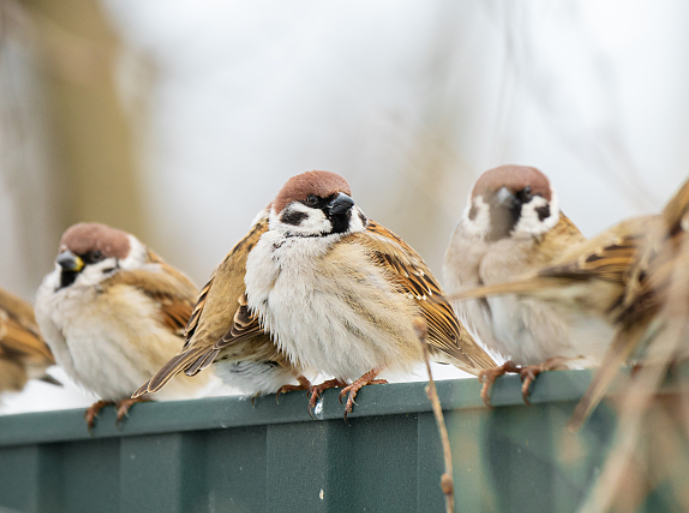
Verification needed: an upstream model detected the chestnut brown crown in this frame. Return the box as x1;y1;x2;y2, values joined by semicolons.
273;170;352;213
59;223;131;260
471;165;552;201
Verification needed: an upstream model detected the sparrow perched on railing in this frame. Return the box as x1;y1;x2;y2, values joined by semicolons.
242;170;495;416
568;177;689;430
134;209;313;401
0;287;58;394
35;223;213;428
140;171;495;418
442;165;646;405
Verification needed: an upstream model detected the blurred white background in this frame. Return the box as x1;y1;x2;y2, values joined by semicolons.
1;0;688;413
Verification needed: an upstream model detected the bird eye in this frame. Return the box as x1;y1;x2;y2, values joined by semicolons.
90;250;104;263
517;186;533;203
306;194;318;206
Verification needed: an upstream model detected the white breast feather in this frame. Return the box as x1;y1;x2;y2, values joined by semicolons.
245;230;422;381
444;217;609;367
35;269;212;401
214;361;302;396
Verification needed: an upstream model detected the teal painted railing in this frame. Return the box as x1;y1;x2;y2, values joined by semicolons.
0;369;668;513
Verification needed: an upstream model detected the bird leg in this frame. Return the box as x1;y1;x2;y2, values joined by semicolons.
84;400;114;430
275;375;312;404
519;355;582;404
478;361;522;407
307;379;348;414
338;368;388;421
115;396;151;424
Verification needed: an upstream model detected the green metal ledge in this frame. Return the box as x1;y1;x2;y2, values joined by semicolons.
0;369;662;513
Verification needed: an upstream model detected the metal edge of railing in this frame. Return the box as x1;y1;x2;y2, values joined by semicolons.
0;368;601;448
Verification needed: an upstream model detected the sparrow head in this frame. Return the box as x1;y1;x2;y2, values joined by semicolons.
270;170;367;237
53;223;146;290
462;165;559;241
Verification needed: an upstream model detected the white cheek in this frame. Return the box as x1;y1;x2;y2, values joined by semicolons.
512;193;560;238
348;206;367;233
119;235;148;270
460;196;491;238
299;210;330;233
76;258;120;286
270;203;332;236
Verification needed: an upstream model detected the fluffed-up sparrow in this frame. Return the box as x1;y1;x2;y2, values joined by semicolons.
240;170;496;416
442;165;651;404
35;223;213;427
139;171;495;418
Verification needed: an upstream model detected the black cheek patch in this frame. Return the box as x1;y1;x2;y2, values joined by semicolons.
536;204;551;221
59;270;78;290
468;205;478;220
358;210;367;226
329;210;351;234
281;210;308;226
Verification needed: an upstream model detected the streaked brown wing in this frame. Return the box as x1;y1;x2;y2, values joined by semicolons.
538;212;586;258
355;220;496;373
215;293;264;349
0;289;54;366
0;315;54;365
183;278;212;350
135;211;272;395
185;212;269;348
619;179;689;322
619;214;689;324
452;216;660;317
556;212;584;238
568;190;688;430
103;264;198;337
0;287;37;328
0;360;28;393
542;216;658;284
662;176;689;231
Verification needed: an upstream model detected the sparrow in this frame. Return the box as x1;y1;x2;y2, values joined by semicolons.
35;222;213;428
0;286;59;394
451;212;660;393
134;209;313;401
442;164;637;405
568;177;689;430
234;170;496;417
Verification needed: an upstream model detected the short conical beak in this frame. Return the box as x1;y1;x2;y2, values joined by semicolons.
328;193;355;215
495;186;517;207
56;250;84;272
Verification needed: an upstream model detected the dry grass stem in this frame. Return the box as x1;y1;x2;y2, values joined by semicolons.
580;302;688;511
414;318;455;513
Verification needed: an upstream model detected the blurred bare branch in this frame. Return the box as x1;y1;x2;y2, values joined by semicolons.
17;0;147;239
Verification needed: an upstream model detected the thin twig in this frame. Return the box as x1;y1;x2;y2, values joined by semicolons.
414;318;455;513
